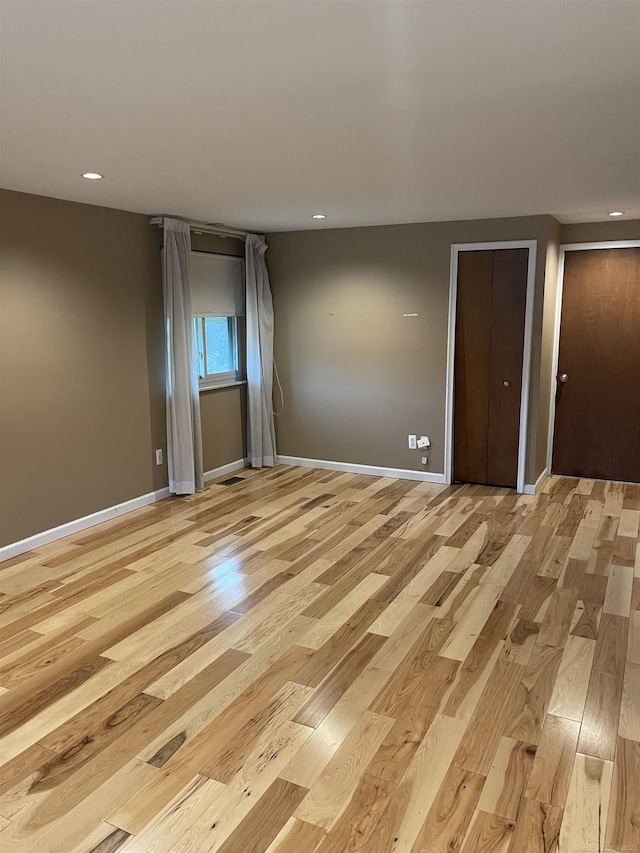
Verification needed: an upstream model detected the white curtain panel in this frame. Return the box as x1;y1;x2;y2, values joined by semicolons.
163;218;204;494
245;234;276;467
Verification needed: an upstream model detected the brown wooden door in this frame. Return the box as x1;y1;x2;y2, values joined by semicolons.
454;248;528;488
552;247;640;483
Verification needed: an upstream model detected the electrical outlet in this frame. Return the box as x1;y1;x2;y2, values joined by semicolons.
155;449;163;465
408;435;417;449
421;455;428;465
417;436;430;449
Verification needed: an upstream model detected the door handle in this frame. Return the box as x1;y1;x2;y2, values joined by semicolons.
559;373;569;383
503;380;510;387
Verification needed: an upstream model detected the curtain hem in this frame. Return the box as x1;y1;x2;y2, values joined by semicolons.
170;480;196;495
249;455;275;468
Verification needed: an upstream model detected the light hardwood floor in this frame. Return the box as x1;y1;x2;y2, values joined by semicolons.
0;465;638;852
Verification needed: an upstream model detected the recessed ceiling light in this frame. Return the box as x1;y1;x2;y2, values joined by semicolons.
312;214;326;219
82;172;103;180
608;210;624;217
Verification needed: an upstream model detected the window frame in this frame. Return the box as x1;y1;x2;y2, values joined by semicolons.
194;315;242;390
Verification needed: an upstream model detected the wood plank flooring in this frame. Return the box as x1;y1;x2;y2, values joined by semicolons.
0;465;638;852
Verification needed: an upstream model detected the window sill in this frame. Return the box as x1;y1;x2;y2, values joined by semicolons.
199;379;247;392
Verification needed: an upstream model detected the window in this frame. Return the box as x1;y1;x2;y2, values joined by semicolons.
194;316;240;387
189;249;244;389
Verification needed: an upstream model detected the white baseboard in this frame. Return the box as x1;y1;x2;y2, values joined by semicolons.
3;453;445;564
276;455;447;484
203;458;248;483
0;457;250;564
523;467;549;496
0;458;251;564
0;486;172;564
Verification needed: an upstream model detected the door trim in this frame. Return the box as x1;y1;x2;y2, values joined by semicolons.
445;240;537;494
545;240;640;475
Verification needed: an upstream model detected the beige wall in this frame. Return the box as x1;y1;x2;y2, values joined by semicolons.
561;220;640;244
0;191;248;548
200;386;247;471
2;187;632;550
267;215;556;485
0;189;166;546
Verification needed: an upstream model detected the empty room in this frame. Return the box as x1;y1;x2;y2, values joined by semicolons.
0;1;639;851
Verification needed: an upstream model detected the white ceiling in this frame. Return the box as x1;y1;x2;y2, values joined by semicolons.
1;0;638;232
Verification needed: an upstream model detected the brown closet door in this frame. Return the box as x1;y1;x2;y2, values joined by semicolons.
552;247;640;482
454;248;528;488
487;249;528;487
454;251;492;485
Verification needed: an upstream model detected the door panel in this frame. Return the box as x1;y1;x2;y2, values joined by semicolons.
454;251;492;485
487;249;528;487
454;248;528;489
552;247;640;482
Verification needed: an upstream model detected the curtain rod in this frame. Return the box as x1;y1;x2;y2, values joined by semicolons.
148;215;260;241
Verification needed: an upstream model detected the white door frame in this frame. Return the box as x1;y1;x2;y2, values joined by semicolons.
545;239;640;475
444;240;537;494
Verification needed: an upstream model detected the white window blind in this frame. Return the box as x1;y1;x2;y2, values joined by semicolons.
190;251;244;317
